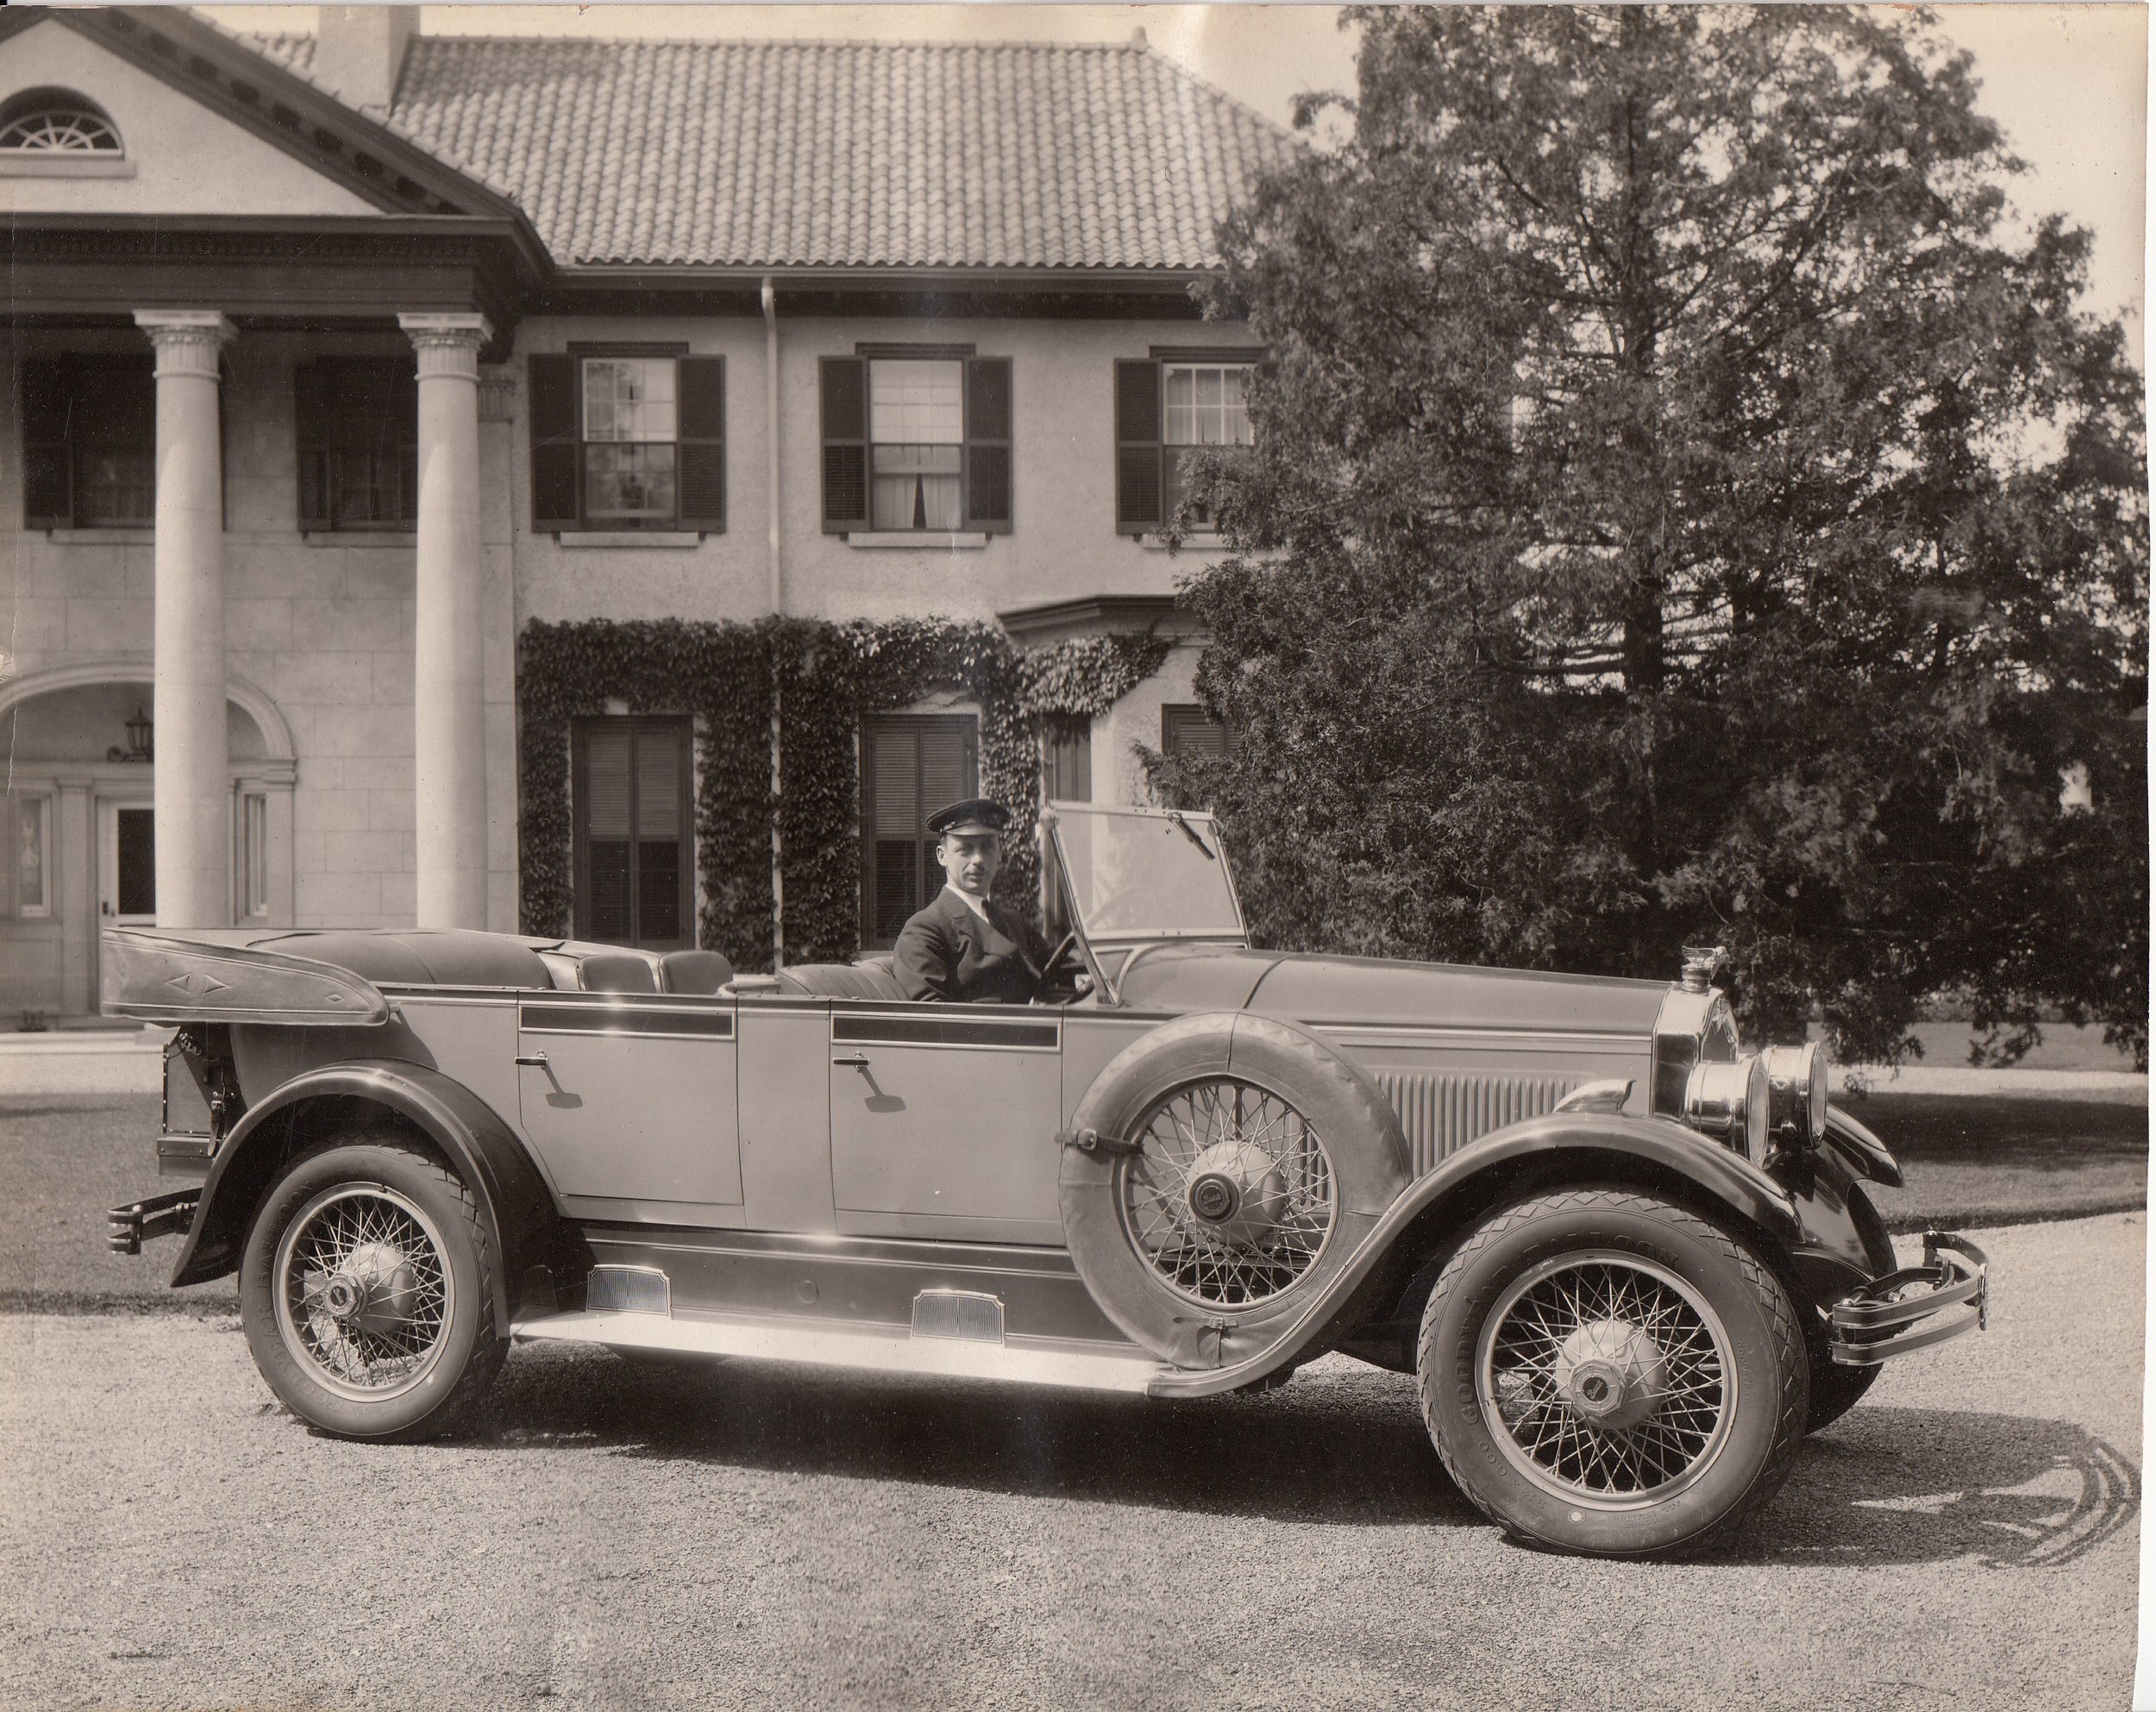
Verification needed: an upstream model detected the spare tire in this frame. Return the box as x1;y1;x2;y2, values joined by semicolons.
1059;1012;1411;1370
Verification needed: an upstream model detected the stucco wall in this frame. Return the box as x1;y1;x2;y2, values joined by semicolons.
511;311;1254;629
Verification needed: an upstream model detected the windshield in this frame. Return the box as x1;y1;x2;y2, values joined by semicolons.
1048;804;1246;943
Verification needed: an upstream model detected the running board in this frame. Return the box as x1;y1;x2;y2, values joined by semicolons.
511;1308;1166;1395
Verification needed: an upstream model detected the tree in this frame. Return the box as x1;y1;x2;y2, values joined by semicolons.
1157;4;2147;1066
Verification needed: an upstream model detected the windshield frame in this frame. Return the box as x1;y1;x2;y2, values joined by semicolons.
1043;802;1249;986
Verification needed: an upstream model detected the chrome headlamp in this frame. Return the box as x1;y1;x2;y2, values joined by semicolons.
1762;1042;1829;1148
1684;1054;1770;1166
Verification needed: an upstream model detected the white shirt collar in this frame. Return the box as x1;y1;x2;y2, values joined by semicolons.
943;881;992;922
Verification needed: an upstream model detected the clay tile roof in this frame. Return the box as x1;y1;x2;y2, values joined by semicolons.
247;32;1298;271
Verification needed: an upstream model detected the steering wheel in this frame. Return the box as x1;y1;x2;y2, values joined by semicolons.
1043;929;1081;977
1031;929;1091;1005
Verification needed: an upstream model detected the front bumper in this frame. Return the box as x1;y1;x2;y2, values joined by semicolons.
1827;1232;1989;1366
107;1188;200;1256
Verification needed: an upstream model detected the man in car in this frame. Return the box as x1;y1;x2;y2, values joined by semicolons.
893;798;1051;1004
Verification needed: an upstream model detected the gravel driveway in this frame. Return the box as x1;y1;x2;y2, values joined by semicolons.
0;1214;2139;1711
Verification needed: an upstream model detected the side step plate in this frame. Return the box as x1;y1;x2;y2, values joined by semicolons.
512;1309;1165;1395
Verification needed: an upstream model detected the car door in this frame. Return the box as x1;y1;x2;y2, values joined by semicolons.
828;1002;1064;1244
515;992;743;1221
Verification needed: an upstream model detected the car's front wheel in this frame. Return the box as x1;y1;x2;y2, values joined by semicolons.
1416;1188;1807;1558
240;1137;505;1439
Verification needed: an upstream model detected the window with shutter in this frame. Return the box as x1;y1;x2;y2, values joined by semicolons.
820;356;869;532
1118;354;1259;536
529;350;719;534
860;713;979;948
294;358;417;532
573;717;693;950
19;356;155;530
1162;704;1239;758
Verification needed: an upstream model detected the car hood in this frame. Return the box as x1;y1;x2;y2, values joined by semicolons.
1110;943;1670;1038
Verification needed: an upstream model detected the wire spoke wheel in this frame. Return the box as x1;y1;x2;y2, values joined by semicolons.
1476;1250;1735;1509
273;1182;453;1402
1119;1076;1338;1308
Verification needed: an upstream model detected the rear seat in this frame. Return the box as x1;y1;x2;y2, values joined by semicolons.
771;960;909;1001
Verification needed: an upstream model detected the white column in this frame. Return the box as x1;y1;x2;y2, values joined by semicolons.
399;312;492;929
135;310;235;930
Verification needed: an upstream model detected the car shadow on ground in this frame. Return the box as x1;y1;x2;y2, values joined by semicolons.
1739;1406;2139;1568
470;1345;1482;1528
466;1350;2135;1560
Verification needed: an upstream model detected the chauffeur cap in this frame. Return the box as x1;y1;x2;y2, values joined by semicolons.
925;797;1013;838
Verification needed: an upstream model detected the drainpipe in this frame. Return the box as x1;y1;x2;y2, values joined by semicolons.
762;278;785;968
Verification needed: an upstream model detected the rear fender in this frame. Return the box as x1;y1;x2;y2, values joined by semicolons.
169;1062;563;1323
1147;1112;1804;1399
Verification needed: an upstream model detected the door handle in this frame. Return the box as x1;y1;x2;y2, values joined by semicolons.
832;1054;872;1071
515;1053;549;1067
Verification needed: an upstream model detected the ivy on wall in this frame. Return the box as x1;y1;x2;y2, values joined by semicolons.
519;617;1172;971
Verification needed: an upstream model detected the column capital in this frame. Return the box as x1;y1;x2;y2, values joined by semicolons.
133;310;235;379
400;312;492;382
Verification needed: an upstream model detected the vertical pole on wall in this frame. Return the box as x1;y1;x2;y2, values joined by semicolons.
762;278;786;969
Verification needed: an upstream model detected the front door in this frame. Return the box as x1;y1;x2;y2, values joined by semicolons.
97;799;155;925
515;994;743;1221
829;1004;1064;1243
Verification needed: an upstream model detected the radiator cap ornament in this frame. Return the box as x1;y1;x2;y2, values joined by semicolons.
1679;944;1728;994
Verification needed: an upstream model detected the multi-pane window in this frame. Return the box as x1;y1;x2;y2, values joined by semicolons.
0;91;122;154
1114;354;1260;535
869;360;964;530
574;718;693;950
13;795;51;918
862;715;978;948
20;356;158;529
582;357;678;524
236;793;269;919
527;353;725;533
820;353;1012;535
294;360;417;531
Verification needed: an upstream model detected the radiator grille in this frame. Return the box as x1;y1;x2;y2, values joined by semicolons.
1376;1072;1577;1176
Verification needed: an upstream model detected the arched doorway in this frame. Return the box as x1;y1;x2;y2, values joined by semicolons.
0;661;294;1019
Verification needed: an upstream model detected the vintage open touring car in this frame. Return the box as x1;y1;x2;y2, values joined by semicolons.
104;802;1986;1557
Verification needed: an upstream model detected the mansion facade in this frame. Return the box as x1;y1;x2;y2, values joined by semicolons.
0;5;1289;1015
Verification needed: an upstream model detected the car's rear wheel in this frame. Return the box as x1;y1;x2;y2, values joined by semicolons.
240;1137;505;1440
1416;1188;1807;1558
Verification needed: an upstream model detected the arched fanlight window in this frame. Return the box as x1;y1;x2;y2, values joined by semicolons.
0;89;123;154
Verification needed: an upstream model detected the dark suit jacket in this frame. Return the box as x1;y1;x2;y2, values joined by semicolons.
893;887;1049;1005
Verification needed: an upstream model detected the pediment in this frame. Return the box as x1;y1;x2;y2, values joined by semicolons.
0;17;379;218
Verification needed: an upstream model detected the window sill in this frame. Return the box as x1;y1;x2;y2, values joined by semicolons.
0;156;135;178
843;531;993;550
44;527;154;544
554;530;707;548
1138;532;1224;552
302;531;417;548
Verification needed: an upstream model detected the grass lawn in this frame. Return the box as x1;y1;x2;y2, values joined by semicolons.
0;1089;2143;1308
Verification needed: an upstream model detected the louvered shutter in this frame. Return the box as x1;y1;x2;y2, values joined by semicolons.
820;356;869;533
1114;359;1163;534
20;360;72;529
677;356;725;531
964;357;1012;533
292;361;333;531
528;354;580;531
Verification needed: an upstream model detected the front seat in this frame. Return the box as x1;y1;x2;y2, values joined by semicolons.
771;962;909;1001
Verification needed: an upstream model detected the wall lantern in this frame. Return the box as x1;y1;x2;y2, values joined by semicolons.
108;704;154;764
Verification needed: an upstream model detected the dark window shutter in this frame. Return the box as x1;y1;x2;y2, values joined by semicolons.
1162;704;1237;758
1114;359;1163;534
677;356;726;530
964;356;1012;532
528;354;580;531
20;360;72;529
293;361;332;531
820;355;868;533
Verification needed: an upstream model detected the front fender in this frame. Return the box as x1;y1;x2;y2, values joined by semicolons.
169;1061;562;1326
1147;1111;1804;1399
